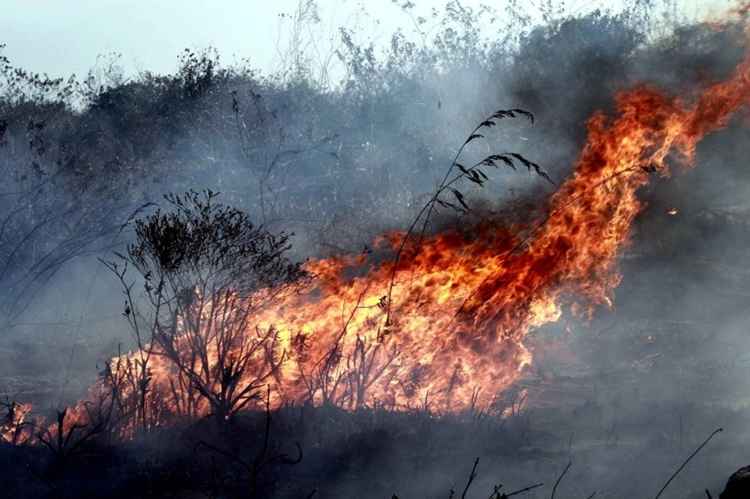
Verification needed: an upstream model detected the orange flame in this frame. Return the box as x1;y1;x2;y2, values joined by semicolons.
52;32;750;432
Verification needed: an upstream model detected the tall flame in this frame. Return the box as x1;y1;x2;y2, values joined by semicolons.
248;46;750;412
39;28;750;433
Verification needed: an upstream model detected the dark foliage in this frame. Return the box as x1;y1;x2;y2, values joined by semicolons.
128;190;305;295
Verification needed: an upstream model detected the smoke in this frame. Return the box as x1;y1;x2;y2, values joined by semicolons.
2;1;750;497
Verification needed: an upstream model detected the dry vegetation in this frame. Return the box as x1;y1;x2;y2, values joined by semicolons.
0;1;748;498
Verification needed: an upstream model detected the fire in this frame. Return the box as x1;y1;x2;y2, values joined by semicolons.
143;41;750;417
113;44;750;421
0;401;33;445
22;24;750;435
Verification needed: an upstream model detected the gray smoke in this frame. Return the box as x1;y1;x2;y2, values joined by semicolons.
1;2;750;497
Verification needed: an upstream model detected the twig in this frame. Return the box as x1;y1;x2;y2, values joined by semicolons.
654;428;723;499
462;458;480;499
506;482;544;497
551;461;572;499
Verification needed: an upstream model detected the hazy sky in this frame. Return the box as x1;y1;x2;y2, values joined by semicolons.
1;0;732;79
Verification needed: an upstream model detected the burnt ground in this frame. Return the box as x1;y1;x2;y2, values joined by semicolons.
0;391;745;499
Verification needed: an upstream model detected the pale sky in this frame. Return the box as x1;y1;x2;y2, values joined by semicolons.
1;0;732;79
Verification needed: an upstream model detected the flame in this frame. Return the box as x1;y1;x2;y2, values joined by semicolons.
0;401;33;445
46;29;750;432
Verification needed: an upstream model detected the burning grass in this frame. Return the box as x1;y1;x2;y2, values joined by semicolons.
83;34;750;429
6;5;750;452
4;6;750;499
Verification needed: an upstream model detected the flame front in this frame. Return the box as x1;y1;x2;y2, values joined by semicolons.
63;32;750;429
